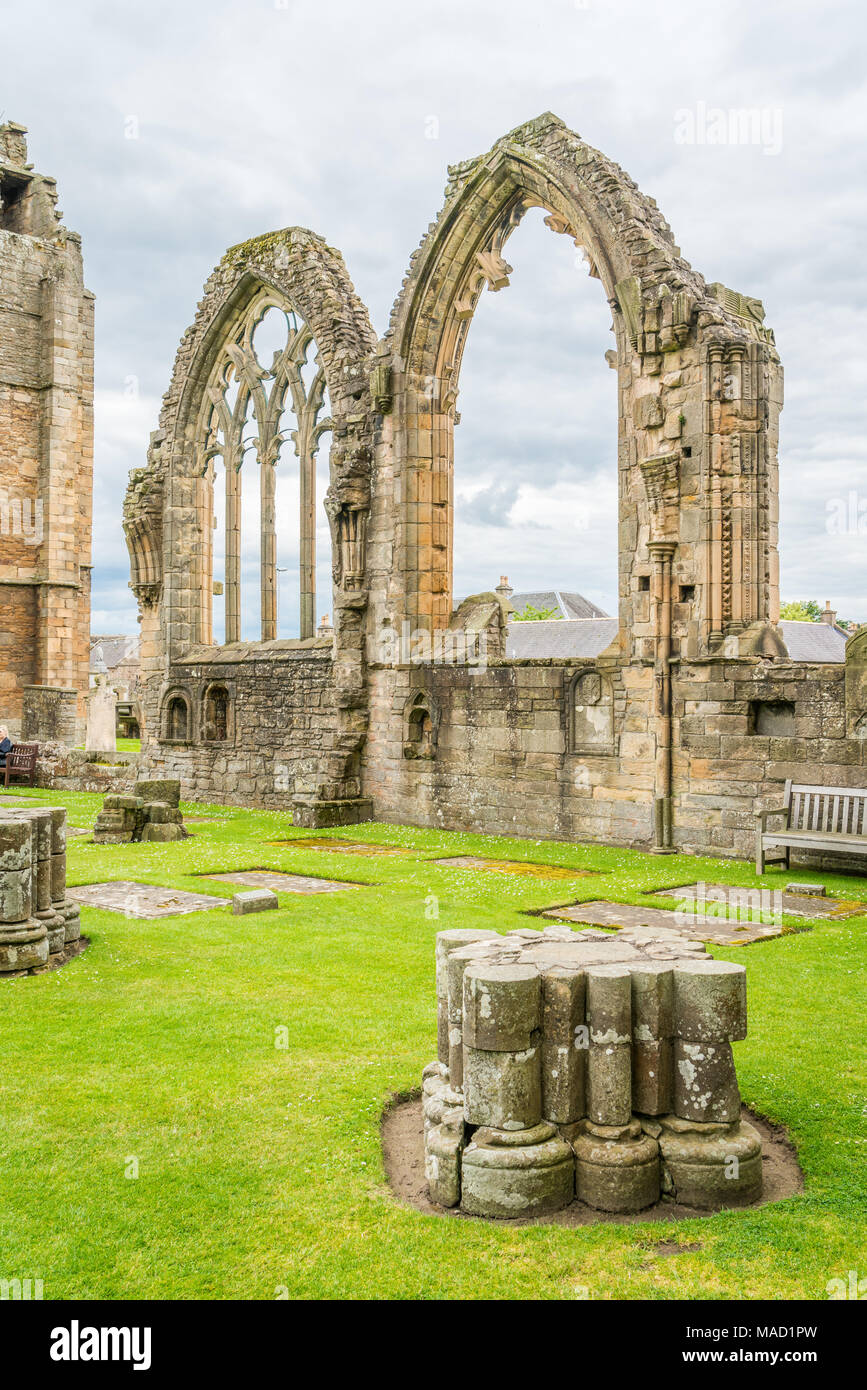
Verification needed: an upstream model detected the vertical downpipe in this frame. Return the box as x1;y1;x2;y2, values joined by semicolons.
649;541;676;852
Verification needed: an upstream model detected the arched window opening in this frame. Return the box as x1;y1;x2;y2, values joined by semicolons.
197;291;333;645
164;694;190;743
452;207;618;628
202;684;230;742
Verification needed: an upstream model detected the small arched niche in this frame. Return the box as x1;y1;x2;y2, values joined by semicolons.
403;690;438;761
162;691;192;743
202;683;232;743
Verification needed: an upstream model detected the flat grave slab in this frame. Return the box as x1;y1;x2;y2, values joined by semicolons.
432;856;596;880
648;882;866;920
66;881;229;918
540;899;784;946
203;870;364;895
269;837;414;858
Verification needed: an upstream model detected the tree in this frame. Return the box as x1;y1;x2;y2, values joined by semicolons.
779;600;823;622
779;600;856;629
511;604;561;622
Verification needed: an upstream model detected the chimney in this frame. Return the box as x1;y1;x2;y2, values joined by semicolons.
495;575;513;600
821;600;836;627
317;612;334;635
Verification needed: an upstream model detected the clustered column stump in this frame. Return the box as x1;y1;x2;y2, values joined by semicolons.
422;926;764;1217
0;807;80;976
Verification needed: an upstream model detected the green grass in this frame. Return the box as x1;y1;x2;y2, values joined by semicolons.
1;786;865;1300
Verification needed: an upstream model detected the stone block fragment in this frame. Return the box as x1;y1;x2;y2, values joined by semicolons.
460;1123;574;1218
231;888;279;915
673;1039;740;1122
0;819;32;875
463;1045;541;1131
446;943;497;1089
586;965;632;1126
572;1118;660;1212
435;929;498;1064
658;1115;762;1208
0;921;49;973
630;962;674;1115
462;963;540;1051
135;780;181;808
674;960;747;1042
540;966;586;1124
49;807;67;855
0;867;32;924
140;822;186;843
61;901;81;945
425;1121;465;1207
50;852;66;905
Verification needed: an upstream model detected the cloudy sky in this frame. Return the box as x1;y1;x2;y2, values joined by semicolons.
4;0;865;633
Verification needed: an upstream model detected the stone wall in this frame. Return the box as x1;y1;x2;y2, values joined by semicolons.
364;656;866;862
137;645;337;808
0;122;93;742
34;744;140;795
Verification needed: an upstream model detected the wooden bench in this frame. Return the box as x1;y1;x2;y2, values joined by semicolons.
756;780;867;873
2;742;39;788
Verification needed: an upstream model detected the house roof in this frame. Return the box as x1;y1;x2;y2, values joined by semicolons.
90;635;140;672
506;617;618;659
509;590;610;621
778;620;847;662
505;617;848;662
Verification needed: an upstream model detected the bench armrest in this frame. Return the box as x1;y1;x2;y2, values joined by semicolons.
756;806;788;828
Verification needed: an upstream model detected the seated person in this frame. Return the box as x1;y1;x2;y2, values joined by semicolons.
0;726;11;767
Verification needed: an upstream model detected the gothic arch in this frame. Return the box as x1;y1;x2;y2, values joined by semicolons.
383;113;781;652
127;228;377;656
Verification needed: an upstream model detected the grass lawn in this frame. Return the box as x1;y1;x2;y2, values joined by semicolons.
1;786;865;1300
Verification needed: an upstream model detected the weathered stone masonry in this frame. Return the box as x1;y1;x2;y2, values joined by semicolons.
126;115;867;855
0;123;93;742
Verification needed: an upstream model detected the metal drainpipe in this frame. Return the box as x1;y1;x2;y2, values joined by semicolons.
649;540;677;853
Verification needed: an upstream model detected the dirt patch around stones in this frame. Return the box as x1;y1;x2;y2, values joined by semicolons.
381;1095;803;1227
268;837;415;858
432;856;598;880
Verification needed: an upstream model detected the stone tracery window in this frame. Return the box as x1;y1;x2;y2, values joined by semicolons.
197;290;333;644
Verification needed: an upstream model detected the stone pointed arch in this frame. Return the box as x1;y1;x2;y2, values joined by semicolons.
380;112;782;653
125;227;377;657
126;227;379;815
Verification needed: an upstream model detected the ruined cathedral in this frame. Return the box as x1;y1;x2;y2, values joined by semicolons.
121;113;865;856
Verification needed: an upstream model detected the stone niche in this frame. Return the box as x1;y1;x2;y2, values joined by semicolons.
424;927;763;1217
570;669;614;756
